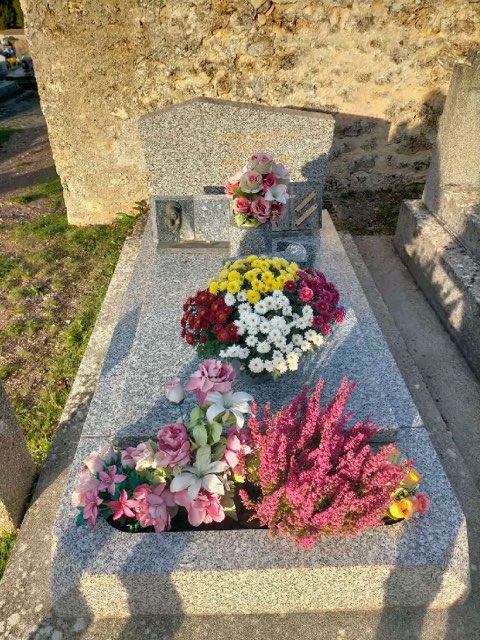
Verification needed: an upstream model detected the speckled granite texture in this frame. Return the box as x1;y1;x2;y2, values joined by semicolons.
82;211;420;440
52;428;469;618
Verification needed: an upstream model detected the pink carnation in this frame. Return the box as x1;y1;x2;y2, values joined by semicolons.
185;359;236;405
156;423;191;468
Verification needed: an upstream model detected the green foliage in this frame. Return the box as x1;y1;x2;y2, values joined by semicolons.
0;530;17;580
8;178;64;206
0;0;23;29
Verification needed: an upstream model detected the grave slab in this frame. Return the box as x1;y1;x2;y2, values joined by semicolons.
52;427;469;618
82;211;420;442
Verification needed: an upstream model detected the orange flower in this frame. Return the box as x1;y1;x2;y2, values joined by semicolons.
387;498;415;521
401;468;422;491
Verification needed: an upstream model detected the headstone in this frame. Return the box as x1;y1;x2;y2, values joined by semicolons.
395;49;480;377
139;98;335;235
0;382;36;531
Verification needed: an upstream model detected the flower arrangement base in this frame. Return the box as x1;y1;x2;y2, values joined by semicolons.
228;217;273;257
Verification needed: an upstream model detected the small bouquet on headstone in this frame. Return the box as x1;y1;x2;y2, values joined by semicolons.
181;256;346;379
72;360;254;532
225;152;290;227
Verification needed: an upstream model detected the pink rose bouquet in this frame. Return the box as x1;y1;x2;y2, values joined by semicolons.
225;152;290;227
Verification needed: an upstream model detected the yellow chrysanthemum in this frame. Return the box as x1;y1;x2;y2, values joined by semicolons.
261;271;274;284
218;280;228;291
227;281;241;294
209;282;219;295
247;289;261;304
251;279;262;291
228;270;241;281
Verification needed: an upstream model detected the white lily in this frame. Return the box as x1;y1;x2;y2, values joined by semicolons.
264;183;289;204
205;391;254;428
170;445;228;499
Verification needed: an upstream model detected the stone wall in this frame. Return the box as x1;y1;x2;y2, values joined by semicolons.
21;0;480;224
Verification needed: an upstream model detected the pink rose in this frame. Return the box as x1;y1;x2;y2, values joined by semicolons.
165;378;185;404
262;173;277;191
414;493;430;514
185;359;236;405
72;470;100;508
134;483;176;532
225;175;240;198
174;488;225;527
233;197;252;215
250;197;272;223
156;423;191;468
248;152;274;175
239;171;263;193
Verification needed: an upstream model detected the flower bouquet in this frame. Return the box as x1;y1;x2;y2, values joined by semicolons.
181;256;346;380
225;152;290;228
73;372;428;543
239;377;429;548
72;360;253;531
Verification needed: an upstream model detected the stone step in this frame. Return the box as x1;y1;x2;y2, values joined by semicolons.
394;200;480;378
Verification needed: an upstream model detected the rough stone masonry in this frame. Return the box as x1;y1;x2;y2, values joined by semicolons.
21;0;480;224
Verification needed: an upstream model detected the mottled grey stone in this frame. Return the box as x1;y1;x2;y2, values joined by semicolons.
228;217;273;257
83;211;420;440
0;381;35;530
394;200;480;379
139;98;334;227
52;428;469;618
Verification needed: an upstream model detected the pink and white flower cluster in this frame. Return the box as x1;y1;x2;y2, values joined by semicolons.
72;361;253;531
225;152;290;227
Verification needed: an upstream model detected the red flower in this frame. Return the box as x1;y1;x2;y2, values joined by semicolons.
186;333;195;345
333;307;346;324
284;280;297;293
217;329;230;343
200;334;208;344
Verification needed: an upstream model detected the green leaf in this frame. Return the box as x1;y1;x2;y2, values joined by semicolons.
234;214;260;228
210;421;223;444
193;424;208;446
190;406;203;426
211;442;226;461
76;508;86;527
196;445;211;467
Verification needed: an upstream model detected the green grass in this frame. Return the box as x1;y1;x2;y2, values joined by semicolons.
0;127;20;146
0;530;17;580
1;211;137;463
8;177;64;206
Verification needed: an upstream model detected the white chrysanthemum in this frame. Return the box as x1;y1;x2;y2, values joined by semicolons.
268;328;282;341
224;292;236;306
296;317;310;330
264;296;275;310
282;305;293;317
272;289;283;299
257;340;271;353
305;329;317;342
272;355;286;369
310;333;325;347
273;337;287;350
249;358;265;373
264;360;275;373
245;313;260;329
302;305;314;319
301;340;313;351
292;313;300;321
293;347;302;357
259;320;270;334
234;320;246;335
276;361;288;374
237;347;250;359
237;291;248;302
285;342;294;354
245;335;258;347
220;345;239;358
270;316;287;329
286;352;299;371
292;334;303;346
272;350;284;360
238;303;251;314
254;301;268;315
247;326;259;336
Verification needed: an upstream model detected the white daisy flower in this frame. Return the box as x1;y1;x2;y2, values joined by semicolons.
254;301;268;315
292;334;303;346
249;358;265;373
268;328;282;341
301;340;313;351
305;329;317;342
257;340;271;353
264;360;275;373
272;355;286;369
259;320;270;334
238;303;252;314
286;352;299;371
234;320;246;336
224;293;236;306
237;291;248;302
264;296;275;310
311;333;325;347
285;342;294;354
296;317;310;330
245;335;258;347
237;347;250;359
276;361;288;374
